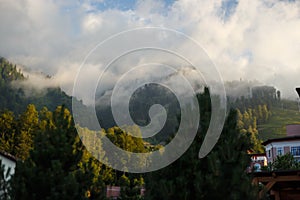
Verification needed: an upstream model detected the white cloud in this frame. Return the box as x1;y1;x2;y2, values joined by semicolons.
1;0;300;104
82;13;103;33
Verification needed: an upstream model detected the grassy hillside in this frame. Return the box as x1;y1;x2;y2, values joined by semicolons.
258;99;300;141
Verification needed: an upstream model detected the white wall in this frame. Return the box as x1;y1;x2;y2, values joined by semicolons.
265;140;300;163
265;140;300;149
0;154;16;180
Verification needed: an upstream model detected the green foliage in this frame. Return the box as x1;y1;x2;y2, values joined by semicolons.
0;57;24;83
103;126;147;199
15;104;39;160
229;84;300;141
4;57;297;198
0;58;25;113
76;152;107;199
118;174;144;200
0;111;15;155
0;57;74;115
258;106;300;141
231;86;278;112
0;102;150;200
10;106;106;200
106;126;147;153
144;89;258;200
0;104;40;160
96;83;180;144
270;153;300;170
204;110;257;200
1;105;150;199
236;107;265;153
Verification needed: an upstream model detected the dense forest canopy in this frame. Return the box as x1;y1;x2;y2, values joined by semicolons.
0;57;73;114
0;57;299;199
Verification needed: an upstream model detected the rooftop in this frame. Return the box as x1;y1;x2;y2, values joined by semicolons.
262;135;300;146
0;150;17;162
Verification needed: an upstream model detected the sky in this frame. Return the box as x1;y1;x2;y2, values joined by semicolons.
1;0;300;104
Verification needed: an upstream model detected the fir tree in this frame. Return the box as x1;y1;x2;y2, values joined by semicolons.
145;89;258;200
11;106;88;200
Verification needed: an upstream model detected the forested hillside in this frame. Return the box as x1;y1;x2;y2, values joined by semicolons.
0;88;261;199
0;57;72;113
1;57;298;149
96;83;181;144
258;101;300;140
145;89;258;200
229;85;300;142
2;57;298;146
97;79;300;146
1;57;298;199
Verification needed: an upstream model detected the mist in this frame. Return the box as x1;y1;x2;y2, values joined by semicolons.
1;0;300;105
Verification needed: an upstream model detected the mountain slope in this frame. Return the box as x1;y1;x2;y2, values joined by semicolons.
1;57;299;143
0;57;72;113
258;101;300;141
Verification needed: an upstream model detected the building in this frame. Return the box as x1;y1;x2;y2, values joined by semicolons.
0;150;16;198
0;150;16;180
255;124;300;199
106;186;145;199
106;186;121;199
248;153;267;172
263;125;300;163
252;88;300;199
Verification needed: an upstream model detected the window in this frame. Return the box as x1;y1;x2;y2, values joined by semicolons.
291;146;300;156
277;147;283;156
268;150;271;158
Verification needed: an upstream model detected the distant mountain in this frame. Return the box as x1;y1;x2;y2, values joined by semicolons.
0;57;73;113
227;82;300;141
96;83;181;144
1;57;299;143
95;75;299;144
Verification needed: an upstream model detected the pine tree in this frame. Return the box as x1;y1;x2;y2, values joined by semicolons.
262;104;269;122
243;111;251;128
271;153;300;170
11;106;87;200
14;104;39;160
236;109;244;130
0;110;15;155
144;89;258;200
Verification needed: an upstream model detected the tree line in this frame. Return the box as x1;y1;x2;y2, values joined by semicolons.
0;105;145;199
144;89;260;200
236;104;271;153
0;89;265;199
0;57;266;199
0;57;74;115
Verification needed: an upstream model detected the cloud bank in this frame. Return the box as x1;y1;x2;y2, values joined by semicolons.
1;0;300;104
